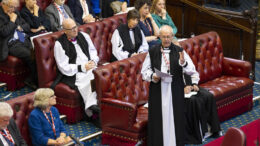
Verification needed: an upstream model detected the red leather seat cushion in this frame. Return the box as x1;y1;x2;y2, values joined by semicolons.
200;75;254;101
0;56;26;74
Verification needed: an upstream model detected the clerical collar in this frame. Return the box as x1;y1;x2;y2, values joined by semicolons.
69;38;77;42
163;47;170;50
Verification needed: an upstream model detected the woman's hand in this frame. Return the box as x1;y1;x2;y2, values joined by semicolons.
161;9;166;19
121;2;127;12
146;13;152;19
56;136;66;145
33;4;39;16
83;15;95;23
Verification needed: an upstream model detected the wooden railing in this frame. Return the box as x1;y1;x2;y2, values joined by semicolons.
180;0;254;34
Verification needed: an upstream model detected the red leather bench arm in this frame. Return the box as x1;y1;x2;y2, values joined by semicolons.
223;57;252;78
101;98;137;131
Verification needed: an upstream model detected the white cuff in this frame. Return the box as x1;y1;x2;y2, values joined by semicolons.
81;64;87;72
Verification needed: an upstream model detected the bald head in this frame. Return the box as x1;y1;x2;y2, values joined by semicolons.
62;18;76;30
62;18;78;39
159;25;174;47
159;25;173;36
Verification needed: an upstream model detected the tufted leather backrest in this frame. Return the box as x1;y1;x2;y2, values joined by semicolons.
6;92;35;146
180;31;224;84
34;13;127;88
34;31;63;87
78;13;127;63
93;53;150;105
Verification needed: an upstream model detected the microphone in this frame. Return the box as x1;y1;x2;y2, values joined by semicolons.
69;134;83;146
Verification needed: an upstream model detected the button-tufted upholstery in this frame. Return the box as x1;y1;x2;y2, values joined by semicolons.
93;31;253;145
0;56;29;90
180;31;254;122
0;0;52;91
6;92;35;146
33;13;127;123
93;53;149;146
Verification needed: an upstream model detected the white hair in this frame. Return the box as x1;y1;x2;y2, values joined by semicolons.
0;102;13;118
1;0;19;6
159;25;174;35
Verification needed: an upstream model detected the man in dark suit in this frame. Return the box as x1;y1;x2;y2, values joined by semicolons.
67;0;95;25
45;0;76;32
0;102;27;146
0;0;37;89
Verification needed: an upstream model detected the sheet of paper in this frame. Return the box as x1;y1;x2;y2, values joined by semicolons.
143;103;148;108
184;91;197;98
154;68;172;78
154;68;173;82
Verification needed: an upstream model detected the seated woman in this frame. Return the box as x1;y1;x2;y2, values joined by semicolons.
151;0;179;44
67;0;96;25
183;73;221;144
135;0;160;48
20;0;51;37
28;88;72;146
111;9;149;61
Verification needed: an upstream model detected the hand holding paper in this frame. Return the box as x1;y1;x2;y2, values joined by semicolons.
154;68;172;82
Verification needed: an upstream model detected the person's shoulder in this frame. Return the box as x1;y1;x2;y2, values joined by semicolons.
79;31;89;37
45;4;54;11
64;4;70;9
150;44;160;52
20;7;27;13
51;106;59;113
118;23;127;29
151;13;158;18
171;43;183;52
29;108;41;117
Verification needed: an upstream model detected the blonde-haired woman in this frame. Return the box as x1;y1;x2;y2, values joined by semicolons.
151;0;177;37
28;88;72;146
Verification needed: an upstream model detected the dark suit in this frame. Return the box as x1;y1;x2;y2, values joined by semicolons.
0;6;37;83
0;118;27;146
45;3;75;32
0;7;31;61
20;7;51;36
67;0;95;25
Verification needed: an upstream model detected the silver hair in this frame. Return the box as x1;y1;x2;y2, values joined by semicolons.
0;102;13;118
33;88;54;110
1;0;19;6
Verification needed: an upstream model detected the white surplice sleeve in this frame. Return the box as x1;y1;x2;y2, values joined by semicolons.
137;30;149;53
141;53;154;82
54;41;79;76
111;29;130;60
180;50;200;84
81;32;99;64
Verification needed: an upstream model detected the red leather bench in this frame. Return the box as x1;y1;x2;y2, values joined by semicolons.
180;31;253;122
33;13;127;123
6;92;35;146
93;31;254;145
